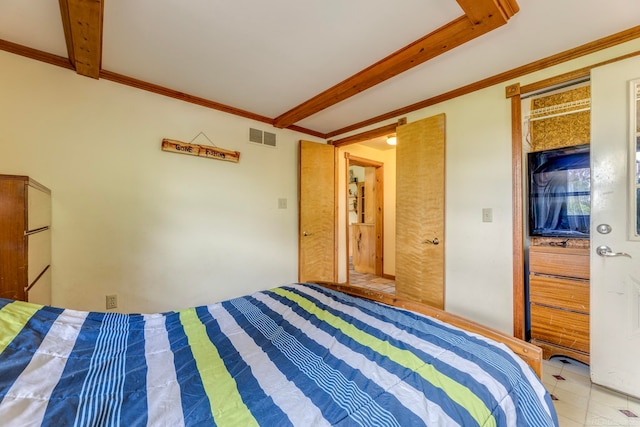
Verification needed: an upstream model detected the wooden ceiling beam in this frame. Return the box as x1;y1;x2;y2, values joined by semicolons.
273;0;519;129
456;0;519;24
326;25;640;138
59;0;103;79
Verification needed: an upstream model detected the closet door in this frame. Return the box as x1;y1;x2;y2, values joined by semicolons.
395;114;446;309
298;140;336;283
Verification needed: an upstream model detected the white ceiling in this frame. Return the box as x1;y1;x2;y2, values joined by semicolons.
0;0;639;137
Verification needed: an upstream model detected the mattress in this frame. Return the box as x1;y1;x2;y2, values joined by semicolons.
0;283;557;426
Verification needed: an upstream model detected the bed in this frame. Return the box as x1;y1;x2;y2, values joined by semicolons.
0;283;557;426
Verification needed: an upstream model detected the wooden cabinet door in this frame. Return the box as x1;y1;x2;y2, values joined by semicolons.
298;140;336;283
395;114;446;308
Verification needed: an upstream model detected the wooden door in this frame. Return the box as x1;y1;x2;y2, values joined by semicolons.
363;166;376;223
395;114;446;308
299;140;337;283
351;223;375;274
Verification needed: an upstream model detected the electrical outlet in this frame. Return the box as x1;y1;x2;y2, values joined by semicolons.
278;198;287;209
106;294;118;310
482;208;493;223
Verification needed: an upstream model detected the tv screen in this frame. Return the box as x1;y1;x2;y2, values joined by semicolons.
528;144;590;238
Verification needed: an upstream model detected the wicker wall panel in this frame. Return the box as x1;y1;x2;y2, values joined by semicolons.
530;86;590;151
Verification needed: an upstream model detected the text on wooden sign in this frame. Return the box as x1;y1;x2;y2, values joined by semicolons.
161;138;240;163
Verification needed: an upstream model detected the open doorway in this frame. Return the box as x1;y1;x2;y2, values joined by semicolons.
343;148;394;294
331;115;445;305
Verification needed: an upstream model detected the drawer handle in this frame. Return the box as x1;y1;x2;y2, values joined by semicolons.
596;245;631;258
24;226;49;236
25;265;50;292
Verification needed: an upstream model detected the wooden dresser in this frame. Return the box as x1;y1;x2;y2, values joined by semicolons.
529;245;590;364
0;175;51;304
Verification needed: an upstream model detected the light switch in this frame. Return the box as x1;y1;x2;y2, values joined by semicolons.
482;208;493;223
278;198;287;209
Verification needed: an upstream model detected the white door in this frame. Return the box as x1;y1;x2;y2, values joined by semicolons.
590;57;640;399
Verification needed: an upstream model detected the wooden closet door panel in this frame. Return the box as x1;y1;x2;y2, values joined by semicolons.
299;140;336;283
395;114;446;308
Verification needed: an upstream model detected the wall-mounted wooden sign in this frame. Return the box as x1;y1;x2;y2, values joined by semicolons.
161;138;240;163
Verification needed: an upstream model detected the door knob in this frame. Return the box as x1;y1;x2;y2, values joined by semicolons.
422;237;439;245
303;231;313;237
596;245;631;258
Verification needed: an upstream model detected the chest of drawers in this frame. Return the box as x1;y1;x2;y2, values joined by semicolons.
529;246;590;364
0;175;51;304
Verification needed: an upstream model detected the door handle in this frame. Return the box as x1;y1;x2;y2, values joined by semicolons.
596;245;631;258
422;237;439;245
303;231;313;237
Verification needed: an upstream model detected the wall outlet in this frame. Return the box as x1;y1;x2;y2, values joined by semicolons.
278;198;287;209
482;208;493;223
106;294;118;310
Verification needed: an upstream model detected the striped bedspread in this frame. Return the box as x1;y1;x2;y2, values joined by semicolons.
0;284;557;426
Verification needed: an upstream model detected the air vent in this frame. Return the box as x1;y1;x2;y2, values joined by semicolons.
249;128;263;144
263;131;277;147
249;128;277;148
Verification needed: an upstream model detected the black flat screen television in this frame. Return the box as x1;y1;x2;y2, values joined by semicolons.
528;144;590;238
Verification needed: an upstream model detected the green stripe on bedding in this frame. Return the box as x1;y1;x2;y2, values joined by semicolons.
274;288;497;427
179;308;259;427
0;301;41;355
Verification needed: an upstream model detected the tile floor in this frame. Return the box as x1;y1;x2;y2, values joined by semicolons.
348;264;639;426
348;261;395;294
543;357;640;426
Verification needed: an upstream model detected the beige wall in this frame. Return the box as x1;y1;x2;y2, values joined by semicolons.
332;39;640;333
0;51;323;313
2;38;640;333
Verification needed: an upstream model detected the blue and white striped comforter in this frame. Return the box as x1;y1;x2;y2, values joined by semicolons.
0;284;557;426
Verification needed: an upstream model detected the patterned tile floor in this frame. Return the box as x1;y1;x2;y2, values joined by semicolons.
348;262;395;294
543;357;640;426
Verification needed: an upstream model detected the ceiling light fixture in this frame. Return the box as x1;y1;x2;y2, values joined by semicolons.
386;135;397;146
